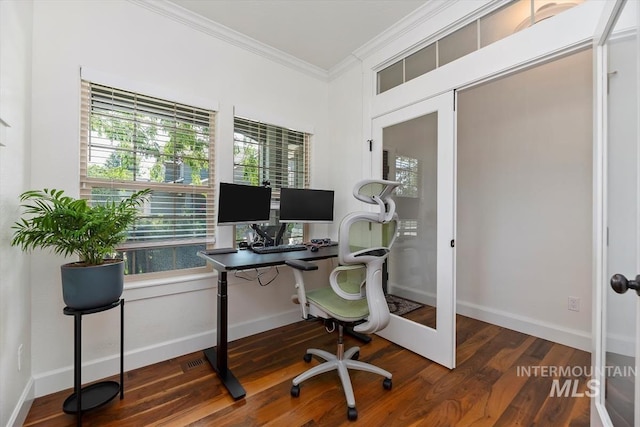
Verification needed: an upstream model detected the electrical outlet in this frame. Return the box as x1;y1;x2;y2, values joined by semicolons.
18;344;23;371
568;296;580;312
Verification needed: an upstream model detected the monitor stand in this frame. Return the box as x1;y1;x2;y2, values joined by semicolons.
274;223;287;246
251;224;275;246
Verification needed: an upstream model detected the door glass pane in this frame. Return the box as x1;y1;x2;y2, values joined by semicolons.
605;1;638;424
383;112;438;329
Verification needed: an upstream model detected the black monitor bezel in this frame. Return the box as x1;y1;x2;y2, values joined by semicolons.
279;187;334;223
217;182;272;225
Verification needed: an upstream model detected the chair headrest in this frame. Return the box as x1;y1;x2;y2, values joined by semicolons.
352;179;400;223
352;179;400;204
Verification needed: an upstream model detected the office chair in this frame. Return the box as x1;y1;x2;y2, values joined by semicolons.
286;179;400;421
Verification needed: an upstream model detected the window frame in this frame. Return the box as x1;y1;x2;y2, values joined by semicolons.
79;80;217;279
231;116;311;246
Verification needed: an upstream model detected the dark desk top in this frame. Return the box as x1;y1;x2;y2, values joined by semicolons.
197;245;339;272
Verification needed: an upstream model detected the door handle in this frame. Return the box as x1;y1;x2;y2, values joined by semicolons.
610;273;640;296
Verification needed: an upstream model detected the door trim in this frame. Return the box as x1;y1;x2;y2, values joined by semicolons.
591;1;632;425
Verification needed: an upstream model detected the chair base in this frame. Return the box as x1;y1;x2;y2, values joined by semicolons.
291;342;392;421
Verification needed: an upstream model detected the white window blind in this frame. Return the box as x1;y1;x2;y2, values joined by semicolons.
233;116;310;243
233;117;309;194
80;81;216;276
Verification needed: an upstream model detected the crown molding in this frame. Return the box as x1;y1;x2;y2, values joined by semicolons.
129;0;471;83
128;0;330;82
328;0;459;80
328;55;362;81
353;0;457;62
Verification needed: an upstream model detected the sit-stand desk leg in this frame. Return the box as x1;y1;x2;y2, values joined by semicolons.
203;271;246;400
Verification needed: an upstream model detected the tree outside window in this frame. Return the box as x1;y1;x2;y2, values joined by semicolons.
80;82;215;276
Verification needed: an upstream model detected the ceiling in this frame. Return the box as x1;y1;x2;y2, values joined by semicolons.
167;0;429;71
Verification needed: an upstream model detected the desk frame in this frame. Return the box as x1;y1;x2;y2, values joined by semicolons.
198;246;338;400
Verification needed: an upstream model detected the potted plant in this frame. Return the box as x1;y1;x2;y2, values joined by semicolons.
11;188;150;310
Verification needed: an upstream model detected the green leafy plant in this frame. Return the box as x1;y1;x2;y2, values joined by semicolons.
11;188;150;266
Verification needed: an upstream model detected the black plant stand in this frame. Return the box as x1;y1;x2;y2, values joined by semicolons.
62;299;124;426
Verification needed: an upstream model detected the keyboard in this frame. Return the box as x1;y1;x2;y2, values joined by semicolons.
250;244;308;254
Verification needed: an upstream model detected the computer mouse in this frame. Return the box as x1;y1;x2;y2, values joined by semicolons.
310;246;319;252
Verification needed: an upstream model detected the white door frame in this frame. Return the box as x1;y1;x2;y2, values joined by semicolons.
591;0;639;425
372;91;456;369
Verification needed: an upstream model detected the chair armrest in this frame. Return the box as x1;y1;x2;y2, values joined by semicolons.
286;260;318;319
285;259;319;271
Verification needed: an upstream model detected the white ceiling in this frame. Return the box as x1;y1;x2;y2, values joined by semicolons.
167;0;428;71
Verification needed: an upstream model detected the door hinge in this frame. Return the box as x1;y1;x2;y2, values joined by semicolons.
368;139;373;151
450;239;455;248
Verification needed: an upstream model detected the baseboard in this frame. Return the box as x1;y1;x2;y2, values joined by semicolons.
388;284;591;352
33;309;302;398
457;300;591;352
31;295;591;399
6;377;34;427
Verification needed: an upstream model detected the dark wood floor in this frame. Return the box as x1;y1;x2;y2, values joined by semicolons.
24;310;591;426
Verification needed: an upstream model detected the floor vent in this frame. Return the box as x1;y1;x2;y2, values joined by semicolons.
183;358;205;371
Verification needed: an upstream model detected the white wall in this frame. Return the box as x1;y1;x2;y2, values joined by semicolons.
0;1;34;425
28;0;331;397
326;63;367;222
456;49;593;349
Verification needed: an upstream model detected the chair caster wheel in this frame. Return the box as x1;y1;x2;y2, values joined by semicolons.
383;378;392;390
351;351;359;360
291;384;300;397
347;407;358;421
303;353;312;363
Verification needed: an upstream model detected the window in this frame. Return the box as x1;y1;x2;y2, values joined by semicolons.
80;81;216;277
376;0;585;93
394;155;420;238
395;155;419;198
232;117;310;244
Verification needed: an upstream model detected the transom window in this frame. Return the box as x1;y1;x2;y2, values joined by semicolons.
377;0;585;93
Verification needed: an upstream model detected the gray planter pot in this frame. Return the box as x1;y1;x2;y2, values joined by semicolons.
60;260;124;310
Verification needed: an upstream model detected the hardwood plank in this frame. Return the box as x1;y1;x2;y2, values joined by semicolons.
456;335;538;426
24;314;591;426
494;343;585;426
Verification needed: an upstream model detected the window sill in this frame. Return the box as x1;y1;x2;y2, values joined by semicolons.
123;271;218;302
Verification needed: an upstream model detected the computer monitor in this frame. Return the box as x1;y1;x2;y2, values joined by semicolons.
217;182;272;225
279;188;334;223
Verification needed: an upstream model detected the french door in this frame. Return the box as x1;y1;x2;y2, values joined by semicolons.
593;0;640;425
371;91;456;369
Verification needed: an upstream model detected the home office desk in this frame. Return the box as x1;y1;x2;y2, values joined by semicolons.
197;245;339;400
